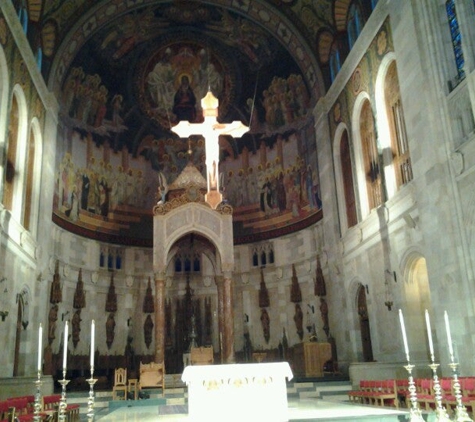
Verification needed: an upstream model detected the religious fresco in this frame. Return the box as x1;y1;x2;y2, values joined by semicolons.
51;4;323;245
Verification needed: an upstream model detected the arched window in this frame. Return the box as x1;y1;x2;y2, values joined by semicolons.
446;0;465;83
347;3;363;50
193;255;200;272
18;3;28;34
329;42;341;82
175;256;182;272
184;255;191;272
3;95;19;210
340;130;358;227
22;126;35;229
360;100;382;210
384;61;412;188
36;47;42;71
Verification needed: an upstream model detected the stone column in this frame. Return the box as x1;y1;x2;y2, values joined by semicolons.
215;275;225;363
222;273;235;363
154;275;166;363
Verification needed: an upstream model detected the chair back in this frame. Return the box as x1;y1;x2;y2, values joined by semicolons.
114;368;127;386
190;346;214;365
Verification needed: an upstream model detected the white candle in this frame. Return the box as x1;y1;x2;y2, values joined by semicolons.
425;310;434;361
90;320;95;368
63;321;69;371
398;309;410;362
444;311;454;361
37;324;42;372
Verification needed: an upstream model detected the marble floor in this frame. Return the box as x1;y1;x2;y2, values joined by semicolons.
92;397;430;422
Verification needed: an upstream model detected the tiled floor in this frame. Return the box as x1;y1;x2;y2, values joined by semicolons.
93;396;424;422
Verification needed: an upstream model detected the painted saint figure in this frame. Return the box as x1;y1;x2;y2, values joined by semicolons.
173;75;196;122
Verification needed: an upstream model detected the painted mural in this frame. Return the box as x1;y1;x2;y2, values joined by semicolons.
52;4;322;245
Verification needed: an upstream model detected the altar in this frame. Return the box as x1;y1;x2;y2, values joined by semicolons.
182;362;293;421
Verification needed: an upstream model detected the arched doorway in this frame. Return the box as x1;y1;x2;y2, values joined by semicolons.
357;284;373;362
153;193;235;366
164;233;220;373
403;255;431;361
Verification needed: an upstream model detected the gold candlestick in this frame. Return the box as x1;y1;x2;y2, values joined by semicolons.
428;362;451;422
448;362;473;422
33;371;43;422
87;366;98;422
58;370;70;422
404;363;425;422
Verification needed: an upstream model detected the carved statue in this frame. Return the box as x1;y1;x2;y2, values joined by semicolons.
260;308;270;343
144;314;154;349
73;268;86;309
320;297;329;337
106;312;116;349
314;255;326;297
290;264;302;303
258;269;270;308
48;304;58;345
293;303;304;340
143;277;154;313
105;275;117;312
50;261;62;304
72;309;81;348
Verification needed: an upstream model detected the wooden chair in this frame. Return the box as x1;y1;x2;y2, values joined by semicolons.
112;368;128;400
139;362;165;396
190;346;214;365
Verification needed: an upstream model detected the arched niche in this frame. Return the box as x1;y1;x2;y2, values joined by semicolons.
153;202;233;274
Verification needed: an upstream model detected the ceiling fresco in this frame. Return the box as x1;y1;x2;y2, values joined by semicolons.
12;0;359;245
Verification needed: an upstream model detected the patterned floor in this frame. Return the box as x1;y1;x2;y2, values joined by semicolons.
69;378;435;422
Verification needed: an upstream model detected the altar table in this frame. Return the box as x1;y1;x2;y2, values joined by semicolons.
182;362;293;421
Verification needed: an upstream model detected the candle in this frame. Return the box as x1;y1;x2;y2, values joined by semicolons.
63;321;69;371
398;309;410;362
90;320;95;368
37;324;42;372
425;310;434;361
444;311;454;361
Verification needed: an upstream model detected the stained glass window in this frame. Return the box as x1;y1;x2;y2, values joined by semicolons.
446;0;465;81
347;3;363;50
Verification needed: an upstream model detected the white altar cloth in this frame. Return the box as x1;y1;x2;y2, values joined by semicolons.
182;362;293;421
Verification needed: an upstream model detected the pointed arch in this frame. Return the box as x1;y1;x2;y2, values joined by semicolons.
334;122;358;234
4;84;29;220
23;117;43;234
352;91;380;218
0;45;9;187
375;53;412;199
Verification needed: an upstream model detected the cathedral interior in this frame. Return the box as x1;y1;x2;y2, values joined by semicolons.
1;0;475;413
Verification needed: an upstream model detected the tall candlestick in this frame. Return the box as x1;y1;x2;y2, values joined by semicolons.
63;321;69;371
424;310;434;361
37;324;42;372
444;311;454;361
398;309;410;362
90;320;95;368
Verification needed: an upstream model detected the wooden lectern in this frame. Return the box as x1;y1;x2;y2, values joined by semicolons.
292;342;332;377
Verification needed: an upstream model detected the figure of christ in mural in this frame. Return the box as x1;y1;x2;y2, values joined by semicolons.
173;75;197;122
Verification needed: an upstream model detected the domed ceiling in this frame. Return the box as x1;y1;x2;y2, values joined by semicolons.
27;0;355;246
